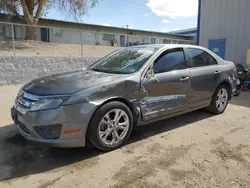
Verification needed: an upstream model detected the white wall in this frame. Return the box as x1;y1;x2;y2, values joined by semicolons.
47;27;165;46
49;28;81;44
48;29;119;46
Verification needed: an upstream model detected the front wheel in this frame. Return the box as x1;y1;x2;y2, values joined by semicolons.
87;101;133;151
206;85;229;114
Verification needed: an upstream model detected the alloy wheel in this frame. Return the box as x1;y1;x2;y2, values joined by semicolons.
216;88;228;112
98;109;130;146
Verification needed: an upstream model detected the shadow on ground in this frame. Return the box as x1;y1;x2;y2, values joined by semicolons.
230;91;250;108
0;110;213;182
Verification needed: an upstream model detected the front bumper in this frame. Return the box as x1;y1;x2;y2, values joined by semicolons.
11;102;96;148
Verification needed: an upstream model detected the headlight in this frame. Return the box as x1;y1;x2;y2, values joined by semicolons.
17;89;24;97
30;97;67;111
16;89;23;100
15;89;24;104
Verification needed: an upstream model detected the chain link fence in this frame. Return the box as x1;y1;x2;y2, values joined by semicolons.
0;22;196;57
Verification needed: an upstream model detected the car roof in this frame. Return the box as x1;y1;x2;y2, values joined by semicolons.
129;44;216;56
131;44;204;49
132;44;224;64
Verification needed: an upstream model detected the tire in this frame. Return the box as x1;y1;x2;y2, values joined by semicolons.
206;85;229;114
87;101;133;151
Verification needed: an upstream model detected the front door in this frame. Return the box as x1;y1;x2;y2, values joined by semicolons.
140;48;191;121
120;35;125;47
208;39;226;59
40;27;50;42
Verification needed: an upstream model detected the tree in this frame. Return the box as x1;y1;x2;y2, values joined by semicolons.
0;0;99;39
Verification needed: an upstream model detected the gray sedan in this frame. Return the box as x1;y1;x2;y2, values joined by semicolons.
11;44;237;151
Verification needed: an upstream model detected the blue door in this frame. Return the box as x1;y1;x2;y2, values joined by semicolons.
208;39;226;59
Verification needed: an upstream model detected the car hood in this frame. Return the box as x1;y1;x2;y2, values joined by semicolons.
23;70;123;95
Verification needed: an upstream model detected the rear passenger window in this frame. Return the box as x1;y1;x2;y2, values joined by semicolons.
154;48;186;74
187;48;217;68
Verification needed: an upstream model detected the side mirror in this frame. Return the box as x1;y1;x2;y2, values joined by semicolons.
144;67;159;82
145;69;154;79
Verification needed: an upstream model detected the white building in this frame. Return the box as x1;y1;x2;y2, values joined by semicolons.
0;15;195;47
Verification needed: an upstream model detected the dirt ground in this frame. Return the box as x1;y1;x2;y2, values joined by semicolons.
0;41;120;57
0;85;250;188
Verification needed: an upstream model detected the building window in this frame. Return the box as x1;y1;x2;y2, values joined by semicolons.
1;25;22;39
53;28;63;38
4;25;12;38
179;40;187;44
162;39;171;44
103;33;115;41
151;38;156;44
172;40;178;44
14;25;22;39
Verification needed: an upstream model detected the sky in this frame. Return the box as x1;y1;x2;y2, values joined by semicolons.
45;0;198;33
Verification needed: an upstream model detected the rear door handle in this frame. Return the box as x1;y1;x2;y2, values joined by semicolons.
214;70;221;75
180;76;190;82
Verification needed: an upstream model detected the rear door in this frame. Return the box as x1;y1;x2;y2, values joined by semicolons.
186;48;221;108
140;48;191;121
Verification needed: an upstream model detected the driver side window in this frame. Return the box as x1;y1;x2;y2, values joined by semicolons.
154;48;186;74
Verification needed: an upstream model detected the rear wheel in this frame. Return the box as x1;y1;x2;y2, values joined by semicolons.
87;101;133;151
207;85;229;114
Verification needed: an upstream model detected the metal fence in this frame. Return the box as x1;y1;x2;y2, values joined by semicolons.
0;22;196;57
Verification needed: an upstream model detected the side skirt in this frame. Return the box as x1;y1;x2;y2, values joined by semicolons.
136;102;210;126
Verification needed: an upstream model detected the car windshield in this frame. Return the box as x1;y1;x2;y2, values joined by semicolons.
87;46;159;74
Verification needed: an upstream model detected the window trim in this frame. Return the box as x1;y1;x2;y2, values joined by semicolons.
186;47;218;68
153;47;187;74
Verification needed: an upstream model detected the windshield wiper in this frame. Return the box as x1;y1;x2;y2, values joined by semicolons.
90;68;105;72
101;70;125;74
90;68;124;74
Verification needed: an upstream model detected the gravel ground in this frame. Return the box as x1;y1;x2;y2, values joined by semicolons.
0;85;250;188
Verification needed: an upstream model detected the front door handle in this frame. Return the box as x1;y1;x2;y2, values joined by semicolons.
214;70;221;75
180;76;190;82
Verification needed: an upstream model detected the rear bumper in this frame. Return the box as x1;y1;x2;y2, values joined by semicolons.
11;102;97;148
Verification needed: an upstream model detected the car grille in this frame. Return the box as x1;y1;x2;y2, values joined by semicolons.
16;91;39;109
18;123;30;135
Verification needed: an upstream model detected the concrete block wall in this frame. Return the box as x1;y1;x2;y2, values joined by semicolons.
0;57;98;85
